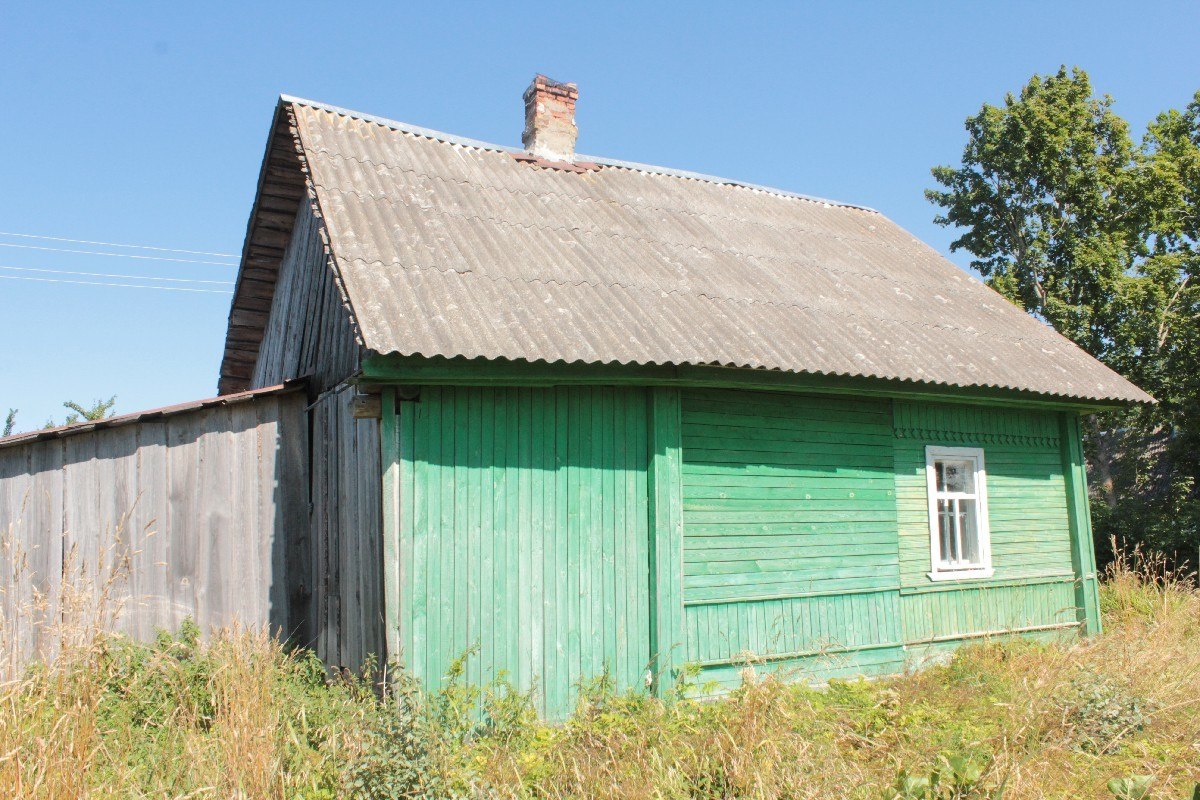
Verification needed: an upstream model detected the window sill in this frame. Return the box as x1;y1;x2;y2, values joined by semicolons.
926;568;994;582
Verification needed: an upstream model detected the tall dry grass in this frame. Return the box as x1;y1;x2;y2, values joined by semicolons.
0;519;379;799
0;520;1196;798
470;549;1200;799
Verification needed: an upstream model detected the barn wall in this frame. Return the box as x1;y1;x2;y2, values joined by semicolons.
0;391;309;669
251;199;360;393
247;196;382;672
309;388;384;671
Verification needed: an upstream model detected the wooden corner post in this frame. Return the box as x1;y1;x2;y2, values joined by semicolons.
647;387;685;695
380;387;402;670
1060;411;1102;635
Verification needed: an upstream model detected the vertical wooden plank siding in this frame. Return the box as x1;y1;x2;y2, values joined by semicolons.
0;391;309;670
1060;412;1102;634
390;386;651;719
249;200;360;393
0;438;63;667
647;387;685;694
380;388;401;666
308;389;385;671
678;389;904;685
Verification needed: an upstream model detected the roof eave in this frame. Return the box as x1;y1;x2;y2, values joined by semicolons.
358;352;1151;410
217;96;319;396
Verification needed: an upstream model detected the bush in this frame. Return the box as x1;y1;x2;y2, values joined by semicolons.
1062;671;1154;754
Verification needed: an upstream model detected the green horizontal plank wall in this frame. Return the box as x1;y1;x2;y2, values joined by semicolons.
893;400;1081;645
391;386;652;719
679;389;905;683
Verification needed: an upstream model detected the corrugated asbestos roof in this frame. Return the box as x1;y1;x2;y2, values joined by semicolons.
219;95;1151;404
0;382;305;450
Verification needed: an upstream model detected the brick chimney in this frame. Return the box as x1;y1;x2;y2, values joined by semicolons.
522;75;578;162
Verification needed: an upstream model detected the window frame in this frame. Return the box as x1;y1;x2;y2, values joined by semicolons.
924;445;993;581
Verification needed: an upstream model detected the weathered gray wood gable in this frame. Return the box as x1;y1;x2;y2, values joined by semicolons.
239;149;382;671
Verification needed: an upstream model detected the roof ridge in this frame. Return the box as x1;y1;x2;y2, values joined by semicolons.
279;94;877;213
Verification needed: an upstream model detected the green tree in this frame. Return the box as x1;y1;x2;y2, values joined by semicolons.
927;67;1141;358
928;67;1199;566
1103;91;1200;560
3;409;15;438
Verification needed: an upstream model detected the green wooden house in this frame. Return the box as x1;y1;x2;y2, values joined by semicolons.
214;76;1150;718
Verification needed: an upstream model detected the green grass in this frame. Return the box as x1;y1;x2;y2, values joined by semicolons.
2;556;1198;799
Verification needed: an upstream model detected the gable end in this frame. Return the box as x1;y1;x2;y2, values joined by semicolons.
219;100;363;395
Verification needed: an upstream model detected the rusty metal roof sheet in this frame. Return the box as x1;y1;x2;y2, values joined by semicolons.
0;381;306;450
219;95;1151;404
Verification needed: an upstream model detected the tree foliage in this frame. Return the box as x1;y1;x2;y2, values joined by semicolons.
929;67;1199;565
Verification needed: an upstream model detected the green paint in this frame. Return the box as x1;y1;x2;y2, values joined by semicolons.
900;578;1077;644
388;386;651;719
1061;412;1103;634
361;354;1127;411
678;389;903;684
378;378;1116;716
893;400;1073;589
647;388;685;695
893;400;1082;644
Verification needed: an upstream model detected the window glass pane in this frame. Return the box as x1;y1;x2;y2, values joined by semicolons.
958;498;980;565
936;458;975;493
937;499;957;564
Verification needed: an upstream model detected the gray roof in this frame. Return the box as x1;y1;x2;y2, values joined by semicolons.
220;95;1151;404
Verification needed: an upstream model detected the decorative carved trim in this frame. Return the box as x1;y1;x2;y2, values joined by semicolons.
894;427;1060;449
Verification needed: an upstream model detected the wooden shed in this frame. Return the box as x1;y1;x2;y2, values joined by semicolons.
2;77;1151;718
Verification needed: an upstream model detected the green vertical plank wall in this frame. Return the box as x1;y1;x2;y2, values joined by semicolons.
392;386;651;719
1060;412;1102;634
678;389;905;688
647;388;685;694
892;400;1081;654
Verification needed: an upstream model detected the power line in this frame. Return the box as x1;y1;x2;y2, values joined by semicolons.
0;265;233;286
0;241;237;266
0;274;232;294
0;230;239;260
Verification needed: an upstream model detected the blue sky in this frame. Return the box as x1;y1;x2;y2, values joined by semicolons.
1;2;1196;430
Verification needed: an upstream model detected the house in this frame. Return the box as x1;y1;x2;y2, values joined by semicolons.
0;76;1151;717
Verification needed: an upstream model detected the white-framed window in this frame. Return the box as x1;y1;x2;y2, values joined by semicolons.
925;446;993;580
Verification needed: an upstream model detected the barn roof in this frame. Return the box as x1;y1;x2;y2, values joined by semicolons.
0;381;305;450
218;95;1151;404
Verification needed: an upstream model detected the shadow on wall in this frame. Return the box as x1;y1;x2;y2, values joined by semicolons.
0;390;311;668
